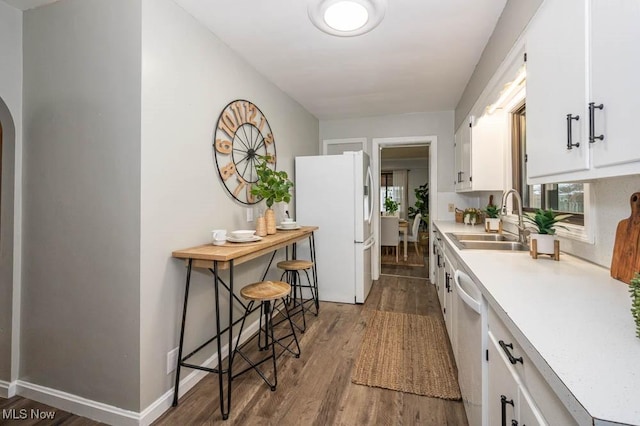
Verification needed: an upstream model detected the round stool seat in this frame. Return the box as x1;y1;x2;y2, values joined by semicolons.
241;281;291;301
276;260;314;271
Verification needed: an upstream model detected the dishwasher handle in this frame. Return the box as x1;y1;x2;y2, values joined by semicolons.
454;270;481;314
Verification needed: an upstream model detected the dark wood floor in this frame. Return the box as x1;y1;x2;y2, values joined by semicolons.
1;257;467;426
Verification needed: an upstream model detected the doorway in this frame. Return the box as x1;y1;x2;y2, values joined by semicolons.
372;136;437;281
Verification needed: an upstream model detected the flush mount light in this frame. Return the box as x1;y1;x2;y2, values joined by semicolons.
309;0;387;37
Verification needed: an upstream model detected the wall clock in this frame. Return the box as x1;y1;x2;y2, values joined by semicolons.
213;99;277;205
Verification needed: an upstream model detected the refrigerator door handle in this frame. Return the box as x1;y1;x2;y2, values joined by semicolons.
363;237;375;250
365;166;374;224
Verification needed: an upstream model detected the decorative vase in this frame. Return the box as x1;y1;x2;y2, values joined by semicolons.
265;208;277;234
255;216;267;237
530;233;556;254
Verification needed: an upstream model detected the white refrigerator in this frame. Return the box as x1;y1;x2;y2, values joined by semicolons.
295;151;374;304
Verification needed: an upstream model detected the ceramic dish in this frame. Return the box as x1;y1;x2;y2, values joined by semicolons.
230;229;256;239
276;225;301;230
226;235;263;243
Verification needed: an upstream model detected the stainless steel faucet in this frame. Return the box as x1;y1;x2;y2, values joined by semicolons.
500;189;528;244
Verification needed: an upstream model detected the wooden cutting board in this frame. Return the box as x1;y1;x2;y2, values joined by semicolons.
611;192;640;284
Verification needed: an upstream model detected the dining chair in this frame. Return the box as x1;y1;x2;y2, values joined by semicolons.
380;215;400;262
404;213;422;256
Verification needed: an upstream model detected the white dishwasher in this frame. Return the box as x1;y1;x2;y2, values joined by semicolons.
454;269;488;426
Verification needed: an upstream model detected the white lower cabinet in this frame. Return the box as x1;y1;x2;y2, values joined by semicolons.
488;308;577;426
488;332;520;426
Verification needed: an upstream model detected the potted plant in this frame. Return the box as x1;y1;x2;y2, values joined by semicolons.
251;155;293;234
408;182;429;229
384;196;399;216
631;273;640;339
524;208;572;254
463;208;481;225
484;203;501;232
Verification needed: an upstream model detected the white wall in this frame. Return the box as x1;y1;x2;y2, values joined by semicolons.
560;175;640;268
22;0;141;411
321;112;454;192
455;0;542;129
0;0;22;387
140;0;319;409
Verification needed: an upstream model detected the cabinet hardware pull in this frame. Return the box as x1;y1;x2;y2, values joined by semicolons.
445;272;451;292
501;395;514;426
589;102;605;143
499;340;524;365
437;254;441;268
566;114;580;149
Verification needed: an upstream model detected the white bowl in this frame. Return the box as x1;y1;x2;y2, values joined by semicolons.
281;221;297;229
230;229;256;239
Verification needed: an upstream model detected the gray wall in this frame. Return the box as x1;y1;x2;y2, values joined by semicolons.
0;0;22;387
455;0;542;129
320;111;454;193
0;100;16;385
22;0;141;410
140;0;319;408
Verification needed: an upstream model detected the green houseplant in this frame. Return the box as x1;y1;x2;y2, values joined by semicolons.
463;208;481;225
250;155;293;234
408;182;429;247
408;182;429;231
251;155;293;208
524;208;572;254
384;196;399;215
484;202;501;232
523;208;572;235
631;273;640;339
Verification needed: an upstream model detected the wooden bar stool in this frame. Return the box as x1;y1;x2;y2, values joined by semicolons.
277;260;318;333
232;281;300;391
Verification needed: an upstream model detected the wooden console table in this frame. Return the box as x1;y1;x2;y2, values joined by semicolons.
171;226;318;420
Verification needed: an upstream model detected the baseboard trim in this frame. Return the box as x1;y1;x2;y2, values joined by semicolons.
140;318;260;426
8;317;260;425
16;381;140;426
0;379;17;398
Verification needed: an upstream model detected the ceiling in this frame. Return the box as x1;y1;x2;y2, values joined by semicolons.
3;0;508;120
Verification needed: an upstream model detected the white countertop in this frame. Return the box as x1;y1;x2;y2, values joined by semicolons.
434;221;640;426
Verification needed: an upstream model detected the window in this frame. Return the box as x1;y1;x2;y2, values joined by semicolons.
380;172;402;214
511;105;585;226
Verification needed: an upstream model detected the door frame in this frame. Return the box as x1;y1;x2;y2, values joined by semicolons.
372;136;437;280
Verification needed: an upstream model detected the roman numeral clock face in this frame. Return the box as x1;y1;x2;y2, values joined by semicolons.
213;100;277;205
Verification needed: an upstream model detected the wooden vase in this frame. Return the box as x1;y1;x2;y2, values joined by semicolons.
265;208;277;234
255;216;267;237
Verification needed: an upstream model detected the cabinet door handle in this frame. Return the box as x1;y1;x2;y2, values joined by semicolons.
445;272;451;292
501;395;515;426
589;102;605;143
437;254;441;268
566;114;580;149
499;340;524;365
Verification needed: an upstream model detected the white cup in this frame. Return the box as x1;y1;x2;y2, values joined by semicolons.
212;229;227;246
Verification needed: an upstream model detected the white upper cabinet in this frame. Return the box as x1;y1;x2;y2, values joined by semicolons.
454;116;472;191
590;0;640;170
526;0;589;180
526;0;640;183
454;113;505;193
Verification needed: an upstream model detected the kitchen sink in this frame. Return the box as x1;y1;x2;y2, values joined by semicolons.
450;233;517;242
446;233;529;251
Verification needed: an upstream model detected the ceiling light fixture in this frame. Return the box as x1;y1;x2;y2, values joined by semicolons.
309;0;387;37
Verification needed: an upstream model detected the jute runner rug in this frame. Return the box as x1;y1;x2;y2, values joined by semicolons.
351;310;461;400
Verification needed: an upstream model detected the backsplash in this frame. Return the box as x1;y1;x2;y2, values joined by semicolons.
561;174;640;269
